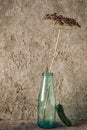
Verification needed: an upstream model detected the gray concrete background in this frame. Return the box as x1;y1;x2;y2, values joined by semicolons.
0;0;87;121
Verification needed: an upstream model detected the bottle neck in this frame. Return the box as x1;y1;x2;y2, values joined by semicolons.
42;75;53;80
42;72;53;76
42;75;53;89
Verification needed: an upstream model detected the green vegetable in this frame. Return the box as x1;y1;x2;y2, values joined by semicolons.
56;104;72;127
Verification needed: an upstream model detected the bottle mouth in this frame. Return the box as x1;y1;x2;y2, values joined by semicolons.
42;72;53;76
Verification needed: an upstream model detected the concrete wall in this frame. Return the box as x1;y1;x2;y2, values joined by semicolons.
0;0;87;121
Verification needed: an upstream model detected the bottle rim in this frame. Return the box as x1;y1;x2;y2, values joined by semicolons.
42;72;53;76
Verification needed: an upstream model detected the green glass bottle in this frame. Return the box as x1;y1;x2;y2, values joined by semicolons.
38;72;56;129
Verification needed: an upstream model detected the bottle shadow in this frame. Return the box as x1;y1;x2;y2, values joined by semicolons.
16;122;66;130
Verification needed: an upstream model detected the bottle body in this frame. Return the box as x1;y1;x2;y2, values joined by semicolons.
38;72;56;129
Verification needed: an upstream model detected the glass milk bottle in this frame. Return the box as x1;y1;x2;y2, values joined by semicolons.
38;72;56;129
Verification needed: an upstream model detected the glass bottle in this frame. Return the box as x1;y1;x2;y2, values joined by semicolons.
38;72;56;129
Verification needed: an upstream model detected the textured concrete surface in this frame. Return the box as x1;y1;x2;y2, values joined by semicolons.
0;0;87;121
0;121;87;130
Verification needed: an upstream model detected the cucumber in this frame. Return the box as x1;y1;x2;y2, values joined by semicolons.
56;104;72;127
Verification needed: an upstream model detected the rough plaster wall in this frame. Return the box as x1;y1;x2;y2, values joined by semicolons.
0;0;87;121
